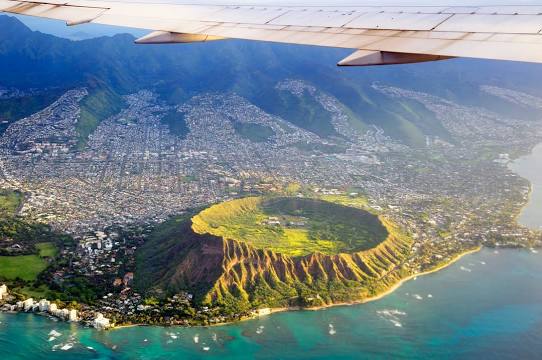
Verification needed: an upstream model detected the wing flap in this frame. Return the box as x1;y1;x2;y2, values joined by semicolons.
194;24;542;63
2;0;542;66
338;50;453;66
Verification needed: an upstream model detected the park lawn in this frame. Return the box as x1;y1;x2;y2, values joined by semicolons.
36;242;58;257
0;242;57;281
17;285;54;299
0;254;48;281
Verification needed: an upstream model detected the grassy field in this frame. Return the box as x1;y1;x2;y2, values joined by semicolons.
192;196;389;257
0;242;56;281
36;242;58;258
233;122;275;143
0;189;22;216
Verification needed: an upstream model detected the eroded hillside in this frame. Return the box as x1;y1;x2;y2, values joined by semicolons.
136;197;413;312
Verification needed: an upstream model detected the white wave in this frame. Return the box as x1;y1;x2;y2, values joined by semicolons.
377;309;406;317
530;248;539;254
427;294;433;298
48;330;62;337
412;294;423;300
390;320;402;327
460;266;472;272
193;335;199;344
480;261;486;265
377;309;407;328
60;344;73;351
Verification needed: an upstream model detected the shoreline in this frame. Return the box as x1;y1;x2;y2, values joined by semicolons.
508;160;533;228
108;246;483;329
2;246;483;330
508;142;542;231
264;246;483;316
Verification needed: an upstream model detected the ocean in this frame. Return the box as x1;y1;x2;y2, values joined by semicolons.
1;249;542;359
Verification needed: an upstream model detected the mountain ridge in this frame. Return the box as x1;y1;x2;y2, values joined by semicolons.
4;15;542;147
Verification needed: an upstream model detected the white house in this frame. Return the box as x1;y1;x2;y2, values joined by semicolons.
92;313;111;330
23;298;34;311
68;309;78;322
0;284;7;300
38;299;50;312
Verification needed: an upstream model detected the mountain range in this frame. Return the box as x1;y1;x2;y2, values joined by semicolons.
2;15;542;147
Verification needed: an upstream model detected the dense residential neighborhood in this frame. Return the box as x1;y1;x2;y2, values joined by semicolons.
0;79;542;327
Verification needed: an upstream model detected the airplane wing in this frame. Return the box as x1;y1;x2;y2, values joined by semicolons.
2;0;542;66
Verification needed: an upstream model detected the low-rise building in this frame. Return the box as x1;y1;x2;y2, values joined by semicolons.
92;313;111;330
23;298;34;311
0;284;7;300
68;309;78;322
38;299;50;312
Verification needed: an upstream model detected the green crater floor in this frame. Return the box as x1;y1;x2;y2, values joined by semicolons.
191;196;389;257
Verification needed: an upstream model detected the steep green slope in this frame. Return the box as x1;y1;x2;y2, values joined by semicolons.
0;189;22;216
0;90;66;133
135;213;224;299
76;83;125;148
250;89;338;138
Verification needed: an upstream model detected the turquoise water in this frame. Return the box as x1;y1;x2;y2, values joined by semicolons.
1;249;542;359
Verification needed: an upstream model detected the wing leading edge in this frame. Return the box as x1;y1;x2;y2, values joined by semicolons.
2;0;542;66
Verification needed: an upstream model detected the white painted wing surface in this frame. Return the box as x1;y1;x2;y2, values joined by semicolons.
1;0;542;66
